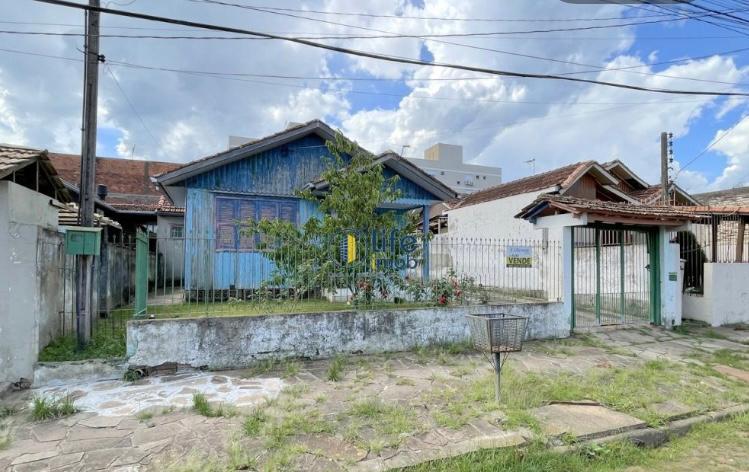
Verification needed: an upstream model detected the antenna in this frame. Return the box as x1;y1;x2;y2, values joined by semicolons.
524;158;536;175
400;144;411;157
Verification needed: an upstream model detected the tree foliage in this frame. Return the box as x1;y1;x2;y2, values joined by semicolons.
245;132;417;302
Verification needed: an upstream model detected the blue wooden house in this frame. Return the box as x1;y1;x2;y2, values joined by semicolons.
156;120;455;292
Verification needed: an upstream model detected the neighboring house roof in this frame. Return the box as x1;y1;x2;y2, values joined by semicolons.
157;119;456;203
452;161;620;209
56;202;122;229
693;186;749;207
0;144;70;201
629;183;700;205
516;194;700;225
48;153;181;213
602;159;650;189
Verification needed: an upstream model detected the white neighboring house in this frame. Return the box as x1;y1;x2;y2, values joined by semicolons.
436;159;699;303
407;143;501;195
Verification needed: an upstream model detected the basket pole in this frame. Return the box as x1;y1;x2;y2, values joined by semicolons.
493;351;501;404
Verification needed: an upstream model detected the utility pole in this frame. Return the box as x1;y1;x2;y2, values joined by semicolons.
76;0;101;348
524;158;536;175
660;132;669;205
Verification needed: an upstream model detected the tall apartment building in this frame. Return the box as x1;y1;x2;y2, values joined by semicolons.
406;143;502;195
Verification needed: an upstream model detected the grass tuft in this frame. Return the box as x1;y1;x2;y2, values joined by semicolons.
191;393;236;418
243;408;267;436
31;395;78;421
327;355;345;382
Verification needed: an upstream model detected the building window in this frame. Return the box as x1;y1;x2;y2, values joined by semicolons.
169;225;184;239
215;196;298;251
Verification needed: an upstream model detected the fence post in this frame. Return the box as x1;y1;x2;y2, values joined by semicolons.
134;231;148;316
422;205;430;281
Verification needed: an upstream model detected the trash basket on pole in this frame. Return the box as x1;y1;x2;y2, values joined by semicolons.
465;313;528;403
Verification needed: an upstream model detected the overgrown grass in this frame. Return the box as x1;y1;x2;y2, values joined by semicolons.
400;412;749;472
425;358;749;431
344;399;419;450
31;395;77;421
38;326;126;362
0;406;16;419
150;298;434;320
191;393;236;418
243;408;267;436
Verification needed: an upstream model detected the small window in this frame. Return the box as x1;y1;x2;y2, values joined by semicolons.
170;225;184;239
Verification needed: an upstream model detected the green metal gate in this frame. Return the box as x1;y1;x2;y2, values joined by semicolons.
571;225;660;329
134;230;148;317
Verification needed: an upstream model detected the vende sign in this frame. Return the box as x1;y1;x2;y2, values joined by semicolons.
506;246;532;268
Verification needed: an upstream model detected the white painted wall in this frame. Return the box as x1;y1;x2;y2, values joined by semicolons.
447;188;560;241
0;181;61;391
683;263;749;326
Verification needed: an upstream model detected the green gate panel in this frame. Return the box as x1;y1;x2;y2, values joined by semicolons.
135;231;148;317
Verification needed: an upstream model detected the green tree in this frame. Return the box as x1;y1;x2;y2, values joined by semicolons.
245;132;420;303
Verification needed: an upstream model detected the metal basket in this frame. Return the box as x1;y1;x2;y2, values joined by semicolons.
466;313;528;353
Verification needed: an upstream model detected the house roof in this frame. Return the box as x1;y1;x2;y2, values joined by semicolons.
157;119;455;203
602;159;650;189
693;186;749;207
629;183;700;205
453;161;620;209
48;153;181;212
305;150;457;203
516;194;700;225
56;202;122;229
0;144;71;201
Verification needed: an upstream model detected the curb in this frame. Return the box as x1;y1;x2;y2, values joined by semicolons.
365;403;749;471
567;403;749;451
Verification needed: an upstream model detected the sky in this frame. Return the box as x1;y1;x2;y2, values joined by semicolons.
2;0;749;193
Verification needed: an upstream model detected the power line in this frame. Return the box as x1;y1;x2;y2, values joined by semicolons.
188;0;749;38
675;111;749;177
183;0;749;86
3;45;741;107
188;2;680;23
104;63;159;145
4;27;749;86
29;0;749;97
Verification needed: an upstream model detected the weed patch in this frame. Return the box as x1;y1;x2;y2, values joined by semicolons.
191;393;235;418
31;395;77;421
327;355;345;382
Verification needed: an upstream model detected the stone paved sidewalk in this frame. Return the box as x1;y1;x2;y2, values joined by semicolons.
0;324;747;471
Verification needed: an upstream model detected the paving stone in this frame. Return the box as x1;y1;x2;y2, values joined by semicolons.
81;448;127;470
647;400;698;420
78;416;123;428
67;425;131;441
131;425;182;446
110;447;150;467
11;449;59;465
31;423;69;442
5;439;55;455
47;452;84;469
61;437;131;454
714;364;749;383
533;403;645;440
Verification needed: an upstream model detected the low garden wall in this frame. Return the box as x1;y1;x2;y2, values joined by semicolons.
126;302;567;369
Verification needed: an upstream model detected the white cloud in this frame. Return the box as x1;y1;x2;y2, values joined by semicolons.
706;117;749;189
0;0;746;194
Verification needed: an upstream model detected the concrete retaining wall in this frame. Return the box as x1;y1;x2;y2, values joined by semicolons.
126;302;567;369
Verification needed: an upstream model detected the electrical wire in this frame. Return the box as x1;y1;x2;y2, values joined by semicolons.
675;112;749;177
104;64;159;145
28;0;749;97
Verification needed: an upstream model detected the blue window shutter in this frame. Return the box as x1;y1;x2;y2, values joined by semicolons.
238;199;257;250
216;197;237;250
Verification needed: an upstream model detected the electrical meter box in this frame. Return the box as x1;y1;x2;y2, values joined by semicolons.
64;227;102;256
